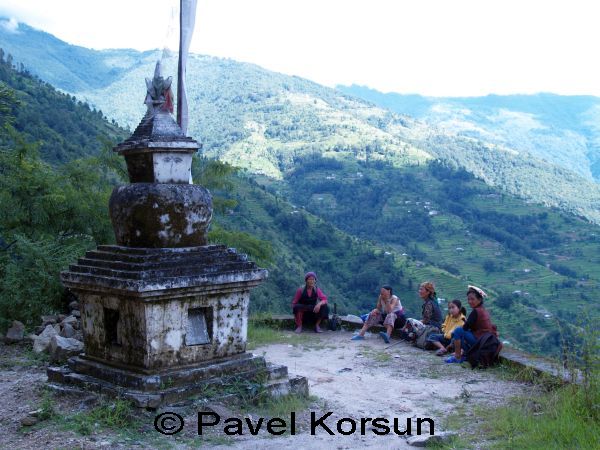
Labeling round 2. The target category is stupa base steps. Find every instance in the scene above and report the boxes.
[47,354,308,409]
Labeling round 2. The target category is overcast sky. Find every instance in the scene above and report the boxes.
[1,0,599,97]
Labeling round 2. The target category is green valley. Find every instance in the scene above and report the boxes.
[0,21,598,359]
[3,21,600,223]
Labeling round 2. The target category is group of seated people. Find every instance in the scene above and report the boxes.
[291,272,497,364]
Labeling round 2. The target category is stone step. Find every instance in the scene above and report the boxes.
[266,363,288,381]
[66,354,266,391]
[87,246,235,264]
[264,379,291,397]
[77,253,242,271]
[68,260,258,280]
[48,364,309,409]
[96,244,227,255]
[60,269,267,295]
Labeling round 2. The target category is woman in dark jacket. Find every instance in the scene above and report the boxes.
[419,281,443,329]
[398,281,443,341]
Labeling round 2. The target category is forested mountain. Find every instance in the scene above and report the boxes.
[2,19,600,223]
[1,20,598,357]
[76,55,600,223]
[0,58,422,345]
[0,49,126,163]
[338,84,600,183]
[0,20,148,92]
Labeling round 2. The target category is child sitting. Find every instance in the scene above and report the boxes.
[426,299,466,355]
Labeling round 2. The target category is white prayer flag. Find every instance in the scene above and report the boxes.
[177,0,198,135]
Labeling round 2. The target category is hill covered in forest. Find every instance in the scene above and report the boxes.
[0,48,126,163]
[2,19,600,223]
[1,21,599,357]
[0,57,416,343]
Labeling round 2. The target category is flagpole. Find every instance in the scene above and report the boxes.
[177,0,184,131]
[177,0,198,183]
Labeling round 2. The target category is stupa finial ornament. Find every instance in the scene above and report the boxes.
[106,61,211,248]
[144,61,174,113]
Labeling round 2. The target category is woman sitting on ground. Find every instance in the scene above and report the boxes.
[351,285,405,344]
[398,281,442,342]
[419,281,443,329]
[291,272,329,333]
[426,299,466,355]
[445,285,496,363]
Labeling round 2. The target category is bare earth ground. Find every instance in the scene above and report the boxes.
[0,330,534,449]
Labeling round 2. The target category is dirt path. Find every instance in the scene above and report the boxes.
[229,329,532,449]
[1,331,532,449]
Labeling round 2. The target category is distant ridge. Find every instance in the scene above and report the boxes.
[338,84,600,182]
[0,18,152,92]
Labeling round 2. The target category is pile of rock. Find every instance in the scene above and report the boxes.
[3,299,84,363]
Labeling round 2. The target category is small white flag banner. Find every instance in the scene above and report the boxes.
[177,0,198,135]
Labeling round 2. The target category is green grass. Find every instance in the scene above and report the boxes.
[59,398,138,436]
[434,383,600,450]
[247,320,320,350]
[437,324,600,450]
[37,390,57,421]
[28,393,149,443]
[247,322,287,349]
[255,393,317,418]
[478,384,600,449]
[488,361,565,391]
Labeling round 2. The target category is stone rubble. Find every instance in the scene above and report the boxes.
[4,320,25,344]
[406,431,457,447]
[5,297,86,363]
[41,315,58,327]
[48,335,84,363]
[32,324,59,353]
[59,322,76,339]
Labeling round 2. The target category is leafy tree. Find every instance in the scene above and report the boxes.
[496,293,515,309]
[483,259,498,274]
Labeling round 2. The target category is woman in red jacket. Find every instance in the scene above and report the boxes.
[446,285,496,363]
[291,272,329,333]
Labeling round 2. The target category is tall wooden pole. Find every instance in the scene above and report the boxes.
[177,0,198,135]
[177,0,185,132]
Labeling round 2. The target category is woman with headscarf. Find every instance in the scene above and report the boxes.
[419,281,443,329]
[446,285,496,363]
[351,285,405,343]
[398,281,443,342]
[291,272,329,333]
